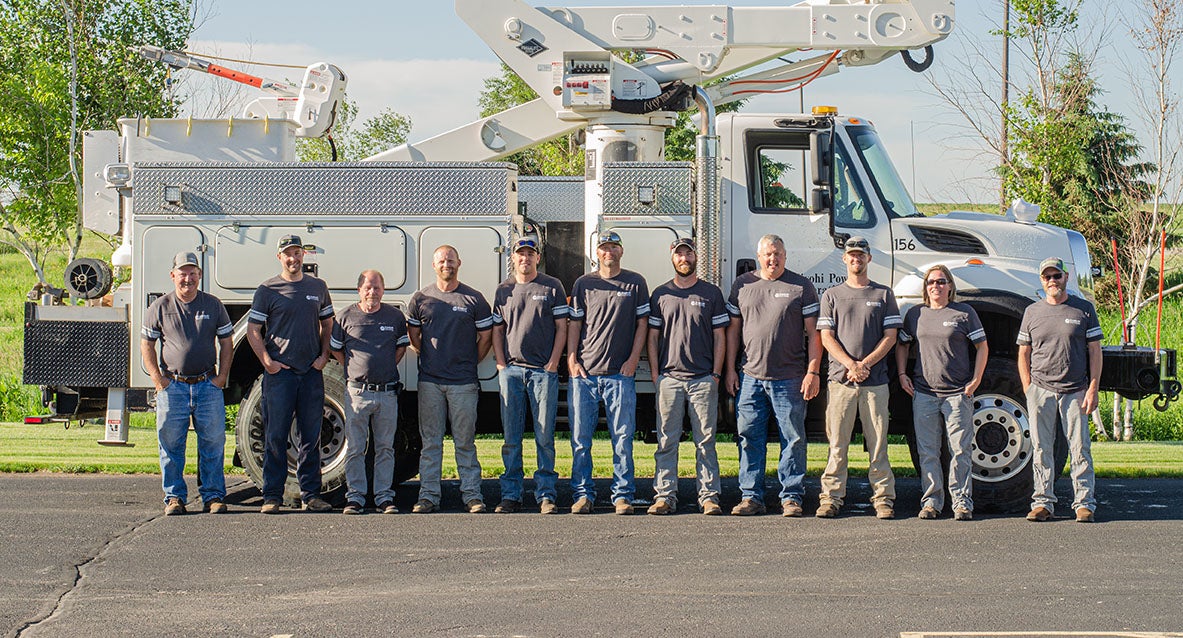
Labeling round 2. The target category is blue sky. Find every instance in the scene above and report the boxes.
[185,1,1167,204]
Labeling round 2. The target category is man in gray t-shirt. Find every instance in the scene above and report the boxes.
[491,238,568,514]
[141,251,233,516]
[567,230,649,515]
[645,237,728,516]
[725,234,822,517]
[247,234,335,514]
[1019,257,1103,523]
[331,269,409,515]
[408,245,493,514]
[816,236,901,519]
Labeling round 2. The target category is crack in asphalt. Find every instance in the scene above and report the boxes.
[10,477,253,638]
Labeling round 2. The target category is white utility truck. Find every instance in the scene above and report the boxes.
[25,0,1177,510]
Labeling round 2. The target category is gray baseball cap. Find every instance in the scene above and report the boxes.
[171,251,199,270]
[843,236,870,254]
[1039,257,1066,274]
[277,234,303,252]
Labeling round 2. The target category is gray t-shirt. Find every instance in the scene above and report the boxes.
[569,269,649,376]
[899,302,986,397]
[408,282,493,385]
[331,303,410,385]
[142,291,232,377]
[818,282,902,386]
[726,270,820,380]
[248,275,334,374]
[492,273,568,369]
[1017,295,1102,393]
[649,279,730,380]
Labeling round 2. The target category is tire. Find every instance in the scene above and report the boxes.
[234,365,350,506]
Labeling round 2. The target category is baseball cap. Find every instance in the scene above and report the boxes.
[171,251,199,270]
[843,236,870,254]
[596,230,623,248]
[670,237,696,252]
[1038,257,1066,274]
[276,234,303,252]
[512,237,540,253]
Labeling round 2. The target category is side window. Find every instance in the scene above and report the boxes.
[746,130,811,213]
[833,145,874,228]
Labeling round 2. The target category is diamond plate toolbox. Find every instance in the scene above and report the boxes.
[24,305,129,387]
[132,162,517,217]
[602,162,693,216]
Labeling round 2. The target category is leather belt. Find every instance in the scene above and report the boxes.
[348,380,401,393]
[165,370,212,384]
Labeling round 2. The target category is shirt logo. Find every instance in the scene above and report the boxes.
[531,295,549,301]
[380,325,395,332]
[452,306,469,312]
[865,301,882,307]
[1065,318,1082,325]
[690,300,707,307]
[616,291,632,297]
[942,320,961,327]
[306,295,320,302]
[195,311,211,321]
[774,293,792,298]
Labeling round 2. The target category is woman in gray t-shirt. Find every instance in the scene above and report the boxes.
[896,264,988,520]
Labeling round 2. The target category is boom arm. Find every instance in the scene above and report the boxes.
[368,0,953,162]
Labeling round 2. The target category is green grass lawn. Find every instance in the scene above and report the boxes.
[3,422,1181,479]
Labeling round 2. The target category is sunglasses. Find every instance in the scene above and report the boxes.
[925,278,949,286]
[1041,272,1063,281]
[514,238,538,249]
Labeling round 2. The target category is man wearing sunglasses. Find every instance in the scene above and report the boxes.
[491,237,568,515]
[567,231,650,514]
[1018,257,1103,523]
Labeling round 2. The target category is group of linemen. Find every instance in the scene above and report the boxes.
[142,231,1102,522]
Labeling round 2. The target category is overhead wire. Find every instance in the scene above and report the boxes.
[180,50,306,69]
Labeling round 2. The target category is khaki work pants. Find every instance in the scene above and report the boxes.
[819,382,895,508]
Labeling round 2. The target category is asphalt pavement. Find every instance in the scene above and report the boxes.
[2,473,1181,637]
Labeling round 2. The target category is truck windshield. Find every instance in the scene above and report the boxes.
[846,126,922,218]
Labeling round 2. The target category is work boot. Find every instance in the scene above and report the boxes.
[412,499,437,514]
[1075,507,1095,523]
[260,500,281,515]
[954,507,973,521]
[918,506,939,520]
[377,501,399,515]
[730,498,766,516]
[539,498,558,515]
[302,497,332,513]
[164,497,186,516]
[466,500,487,514]
[647,498,674,515]
[203,499,227,514]
[781,500,804,517]
[571,496,593,514]
[700,500,723,516]
[614,499,634,515]
[342,502,364,515]
[815,501,840,518]
[494,499,521,514]
[874,503,895,520]
[1026,506,1052,522]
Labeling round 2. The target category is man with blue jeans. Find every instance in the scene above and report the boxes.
[247,234,335,514]
[725,234,822,516]
[567,231,649,515]
[492,238,568,514]
[141,251,233,515]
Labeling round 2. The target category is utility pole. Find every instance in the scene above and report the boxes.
[1000,0,1010,214]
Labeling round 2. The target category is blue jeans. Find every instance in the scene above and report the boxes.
[156,379,226,503]
[498,365,559,503]
[262,367,324,502]
[569,374,636,503]
[735,374,807,503]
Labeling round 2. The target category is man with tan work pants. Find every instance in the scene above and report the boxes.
[815,236,901,520]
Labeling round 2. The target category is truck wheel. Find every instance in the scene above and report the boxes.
[969,357,1068,513]
[234,366,350,507]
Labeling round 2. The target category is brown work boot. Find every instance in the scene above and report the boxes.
[815,501,840,518]
[494,499,521,514]
[700,500,723,516]
[874,503,895,520]
[730,498,766,516]
[164,497,186,516]
[1027,506,1052,522]
[954,507,973,521]
[918,506,939,520]
[377,501,399,514]
[614,499,634,515]
[259,500,281,515]
[647,498,674,515]
[539,498,558,515]
[466,500,487,513]
[203,499,227,514]
[781,500,803,517]
[571,496,593,514]
[411,499,437,514]
[302,496,332,513]
[342,502,364,515]
[1075,507,1095,523]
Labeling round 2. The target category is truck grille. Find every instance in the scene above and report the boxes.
[910,226,988,255]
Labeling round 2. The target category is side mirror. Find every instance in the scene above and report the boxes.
[810,186,831,216]
[810,131,832,187]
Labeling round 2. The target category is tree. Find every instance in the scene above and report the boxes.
[296,97,412,162]
[477,63,583,176]
[0,0,195,284]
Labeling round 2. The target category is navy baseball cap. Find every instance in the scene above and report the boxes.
[276,234,303,252]
[670,237,696,252]
[596,230,623,248]
[512,237,540,253]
